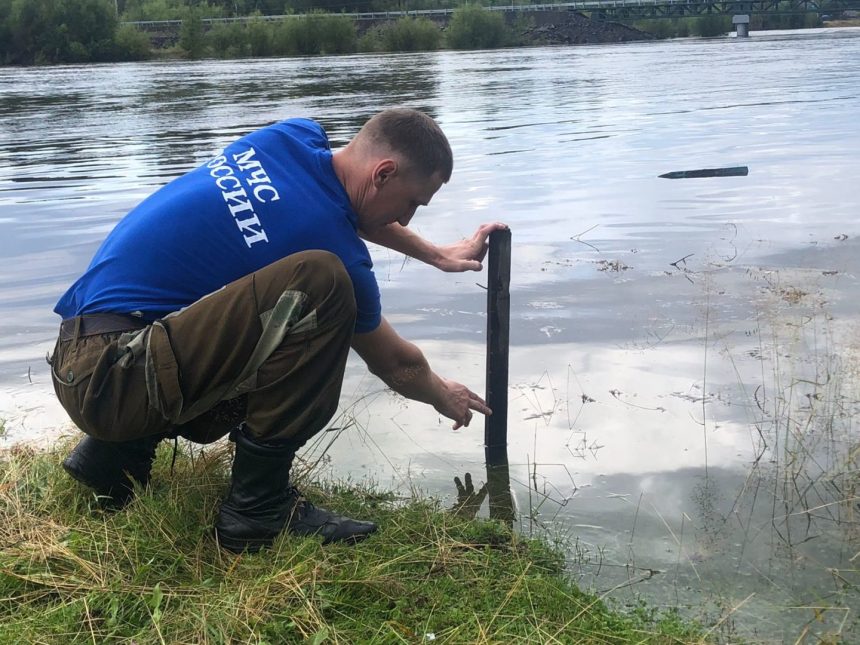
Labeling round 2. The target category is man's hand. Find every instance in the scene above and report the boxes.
[433,222,509,272]
[449,472,488,519]
[352,319,492,430]
[434,378,492,430]
[359,221,509,273]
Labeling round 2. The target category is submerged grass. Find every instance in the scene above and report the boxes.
[684,264,860,640]
[0,442,703,644]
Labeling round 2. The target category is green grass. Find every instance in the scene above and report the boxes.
[0,442,703,644]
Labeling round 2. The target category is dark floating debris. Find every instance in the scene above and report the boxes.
[596,259,630,272]
[659,166,749,179]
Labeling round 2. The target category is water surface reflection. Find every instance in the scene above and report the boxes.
[2,28,860,641]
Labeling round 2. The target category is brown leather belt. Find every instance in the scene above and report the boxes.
[60,313,149,342]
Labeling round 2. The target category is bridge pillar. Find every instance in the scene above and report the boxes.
[732,14,750,37]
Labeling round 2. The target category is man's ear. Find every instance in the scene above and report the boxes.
[372,159,398,188]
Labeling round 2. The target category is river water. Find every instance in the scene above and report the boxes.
[2,28,859,641]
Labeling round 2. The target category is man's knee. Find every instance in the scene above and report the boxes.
[284,251,356,319]
[296,249,352,291]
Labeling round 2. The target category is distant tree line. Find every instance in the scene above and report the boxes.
[118,0,533,19]
[0,1,524,64]
[180,5,519,58]
[0,0,150,64]
[0,0,827,65]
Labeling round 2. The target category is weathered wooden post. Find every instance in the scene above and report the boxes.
[486,462,515,528]
[485,228,511,465]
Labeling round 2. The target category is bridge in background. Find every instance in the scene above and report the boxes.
[126,0,860,29]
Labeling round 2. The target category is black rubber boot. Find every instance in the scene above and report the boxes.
[62,433,165,508]
[214,428,377,553]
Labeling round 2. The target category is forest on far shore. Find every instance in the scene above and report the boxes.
[0,0,824,66]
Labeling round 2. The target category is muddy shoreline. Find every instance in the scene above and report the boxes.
[515,11,653,45]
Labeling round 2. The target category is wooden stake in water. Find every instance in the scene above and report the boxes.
[485,228,511,465]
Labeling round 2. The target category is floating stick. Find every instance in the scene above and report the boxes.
[659,166,749,179]
[485,228,511,465]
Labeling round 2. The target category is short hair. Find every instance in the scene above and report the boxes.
[356,108,453,182]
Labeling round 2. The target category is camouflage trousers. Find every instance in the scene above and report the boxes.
[51,251,356,445]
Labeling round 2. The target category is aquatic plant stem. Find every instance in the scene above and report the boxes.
[702,281,711,480]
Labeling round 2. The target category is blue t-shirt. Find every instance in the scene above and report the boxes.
[55,120,381,334]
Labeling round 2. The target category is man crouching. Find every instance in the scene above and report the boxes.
[52,108,502,552]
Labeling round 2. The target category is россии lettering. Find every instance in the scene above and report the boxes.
[207,147,281,248]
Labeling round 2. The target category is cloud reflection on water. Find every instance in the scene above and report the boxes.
[2,28,860,640]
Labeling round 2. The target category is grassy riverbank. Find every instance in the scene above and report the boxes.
[0,442,703,643]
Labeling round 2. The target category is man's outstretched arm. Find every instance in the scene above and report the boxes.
[351,317,491,429]
[359,222,508,272]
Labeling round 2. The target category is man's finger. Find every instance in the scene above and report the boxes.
[468,399,492,416]
[464,473,473,490]
[454,476,465,495]
[476,222,509,240]
[468,390,488,406]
